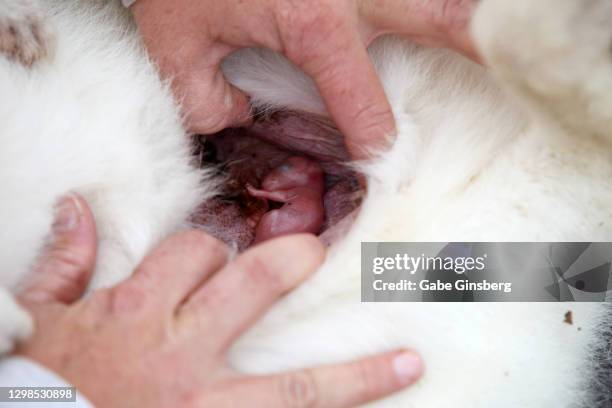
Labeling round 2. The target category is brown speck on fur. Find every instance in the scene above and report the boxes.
[564,310,573,325]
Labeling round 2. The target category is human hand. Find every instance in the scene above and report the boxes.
[131,0,478,160]
[359,0,479,62]
[16,194,424,407]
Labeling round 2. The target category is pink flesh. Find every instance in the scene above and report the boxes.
[247,157,325,243]
[191,112,363,250]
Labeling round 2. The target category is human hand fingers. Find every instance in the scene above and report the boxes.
[131,0,251,134]
[122,229,229,314]
[19,194,97,305]
[210,350,423,407]
[178,234,325,351]
[275,2,396,160]
[360,0,480,61]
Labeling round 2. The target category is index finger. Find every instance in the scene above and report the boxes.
[294,25,396,160]
[225,350,423,407]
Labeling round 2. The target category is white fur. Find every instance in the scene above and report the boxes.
[0,0,209,347]
[0,0,54,66]
[0,0,610,406]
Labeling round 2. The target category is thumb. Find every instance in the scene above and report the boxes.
[176,58,252,134]
[19,194,97,305]
[130,0,252,134]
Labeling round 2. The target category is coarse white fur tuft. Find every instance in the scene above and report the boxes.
[0,0,610,406]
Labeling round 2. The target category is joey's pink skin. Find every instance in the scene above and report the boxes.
[247,157,325,243]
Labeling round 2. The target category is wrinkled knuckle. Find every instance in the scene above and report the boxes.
[350,104,394,137]
[39,262,87,299]
[279,371,318,408]
[245,254,285,292]
[313,61,346,87]
[45,248,91,285]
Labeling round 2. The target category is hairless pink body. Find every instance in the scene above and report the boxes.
[247,156,325,243]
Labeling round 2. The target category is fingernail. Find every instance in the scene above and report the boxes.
[392,351,423,385]
[52,195,83,233]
